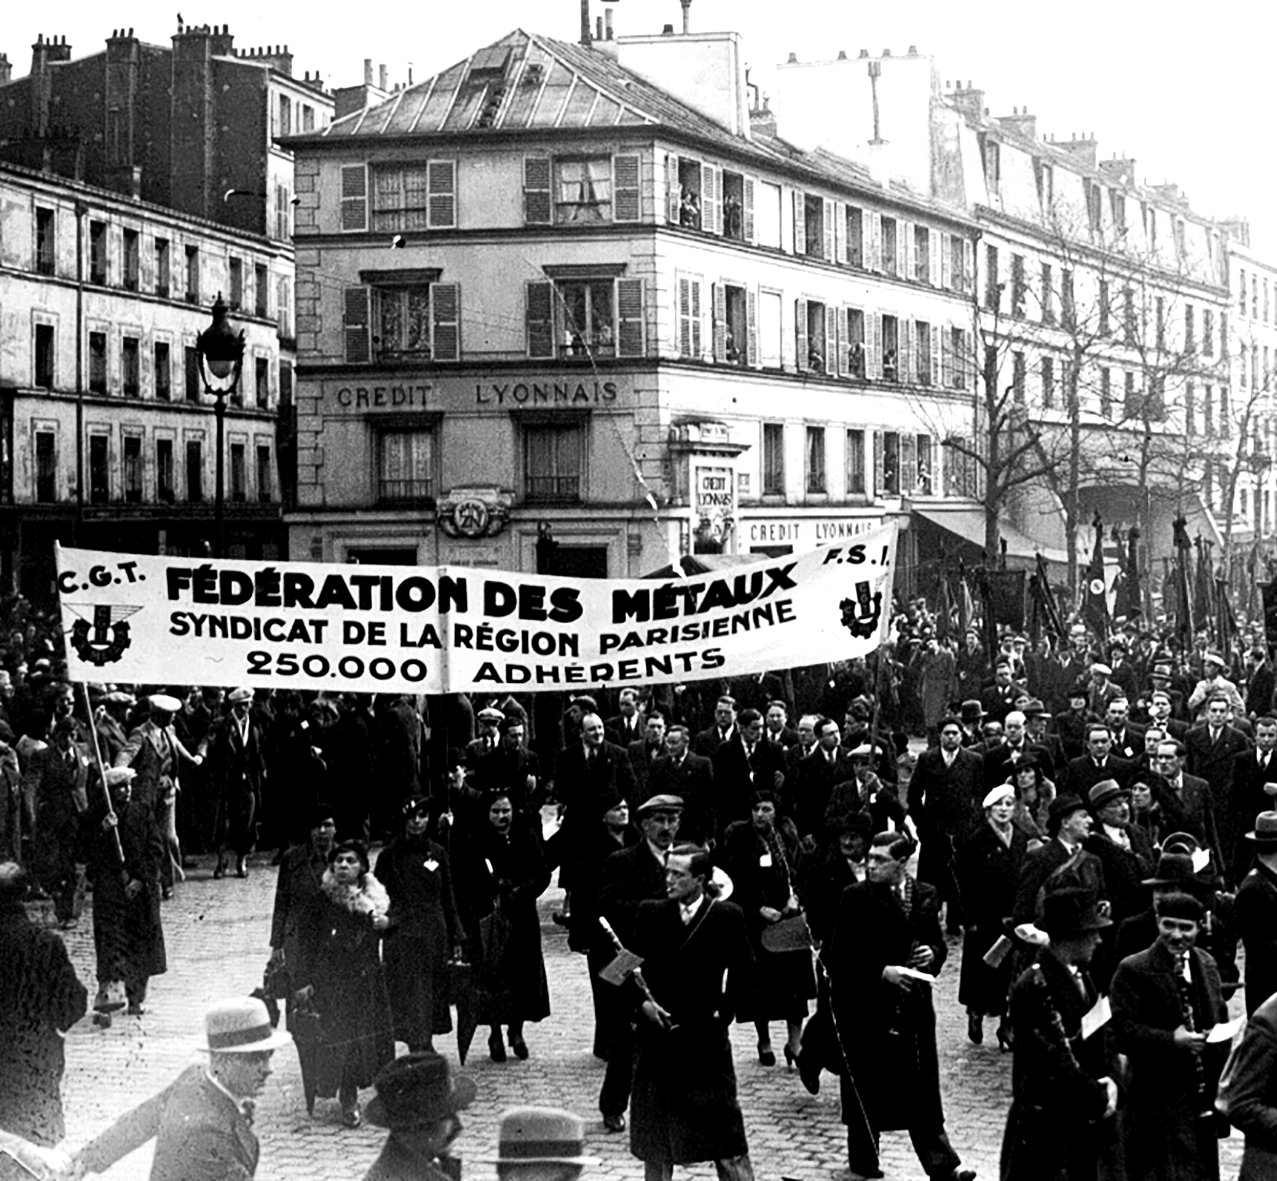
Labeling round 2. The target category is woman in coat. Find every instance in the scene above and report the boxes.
[1007,759,1054,851]
[83,767,166,1023]
[295,838,395,1128]
[956,784,1029,1049]
[457,791,551,1062]
[721,788,815,1067]
[269,802,337,983]
[374,795,461,1053]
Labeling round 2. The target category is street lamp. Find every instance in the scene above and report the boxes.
[196,294,244,559]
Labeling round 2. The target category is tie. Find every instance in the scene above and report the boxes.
[680,903,694,925]
[239,1098,255,1126]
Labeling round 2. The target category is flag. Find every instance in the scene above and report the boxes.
[1193,538,1214,637]
[1125,527,1142,621]
[985,569,1026,630]
[956,559,973,638]
[1035,553,1065,640]
[1081,516,1109,642]
[935,560,953,643]
[1261,582,1277,651]
[1214,577,1237,655]
[1171,515,1194,647]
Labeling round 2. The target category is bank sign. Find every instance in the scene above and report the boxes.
[56,528,896,693]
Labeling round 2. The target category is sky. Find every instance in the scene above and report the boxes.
[9,0,1277,252]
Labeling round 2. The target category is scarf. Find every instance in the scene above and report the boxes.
[319,869,390,921]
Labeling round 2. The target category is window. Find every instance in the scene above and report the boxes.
[916,321,932,386]
[1148,375,1166,421]
[1110,191,1126,232]
[674,158,702,230]
[716,284,749,366]
[1155,297,1166,350]
[372,161,458,230]
[946,327,968,390]
[1012,351,1026,404]
[186,440,203,501]
[1041,263,1054,325]
[34,324,54,390]
[917,435,934,495]
[277,277,292,339]
[229,258,243,309]
[90,221,107,284]
[184,346,200,401]
[1100,368,1112,419]
[985,246,999,311]
[1124,371,1139,417]
[256,445,272,503]
[35,208,55,275]
[1185,382,1195,436]
[35,432,56,502]
[1203,309,1214,357]
[89,436,109,504]
[1185,304,1195,354]
[526,277,642,361]
[914,226,930,283]
[155,238,170,297]
[302,105,314,132]
[340,164,368,231]
[1084,180,1103,233]
[185,245,200,303]
[230,443,246,502]
[156,439,174,502]
[1041,356,1054,409]
[124,436,142,503]
[277,94,292,138]
[122,336,140,397]
[254,264,268,317]
[1035,159,1054,209]
[980,135,1000,192]
[275,183,291,240]
[1010,254,1026,318]
[881,432,900,495]
[950,234,967,293]
[846,429,866,494]
[89,332,107,394]
[945,437,977,498]
[797,299,828,374]
[762,423,785,495]
[1241,270,1248,317]
[881,218,898,278]
[1221,387,1232,437]
[353,281,464,363]
[801,194,825,259]
[756,182,782,250]
[1061,270,1074,329]
[123,229,139,291]
[1123,288,1137,346]
[524,422,582,502]
[1176,219,1187,259]
[805,426,826,494]
[523,155,621,224]
[758,291,782,368]
[882,316,899,382]
[255,357,269,409]
[1099,281,1111,336]
[1204,385,1214,436]
[846,308,866,378]
[846,206,864,267]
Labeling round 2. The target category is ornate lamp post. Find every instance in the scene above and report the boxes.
[196,294,244,558]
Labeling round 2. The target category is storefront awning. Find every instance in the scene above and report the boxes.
[912,506,1070,566]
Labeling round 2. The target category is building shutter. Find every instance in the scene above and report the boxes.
[340,165,368,231]
[833,202,846,266]
[427,160,457,228]
[793,190,807,256]
[746,289,758,366]
[836,306,849,376]
[823,199,835,261]
[873,430,884,495]
[869,312,882,379]
[963,239,974,293]
[616,278,644,357]
[526,281,555,358]
[678,277,704,358]
[343,287,370,361]
[690,279,702,357]
[712,283,727,361]
[703,165,722,235]
[795,298,809,373]
[523,157,552,224]
[941,232,953,290]
[430,283,460,361]
[929,233,941,287]
[931,324,941,387]
[613,154,641,222]
[941,326,953,388]
[901,320,914,384]
[904,223,916,283]
[901,434,917,494]
[825,304,837,373]
[743,177,755,243]
[666,154,681,224]
[869,211,881,272]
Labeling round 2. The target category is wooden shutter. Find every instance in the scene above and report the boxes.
[343,287,370,361]
[613,154,641,222]
[678,277,703,357]
[823,199,835,261]
[712,283,727,361]
[929,232,941,287]
[523,157,552,224]
[746,289,758,366]
[427,160,456,228]
[941,326,953,389]
[901,320,914,384]
[666,154,681,224]
[931,324,941,387]
[690,279,702,357]
[617,278,644,357]
[340,165,367,231]
[430,283,459,361]
[963,240,974,294]
[795,299,809,373]
[905,223,916,283]
[901,434,917,493]
[743,177,755,243]
[869,212,881,272]
[793,191,807,256]
[526,281,555,358]
[836,306,849,376]
[703,165,722,235]
[825,304,837,373]
[873,430,884,495]
[834,202,846,266]
[869,312,882,379]
[941,233,953,290]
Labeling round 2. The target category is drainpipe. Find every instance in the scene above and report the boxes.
[74,199,87,542]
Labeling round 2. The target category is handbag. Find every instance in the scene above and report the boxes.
[288,987,324,1046]
[263,955,292,1001]
[761,912,813,953]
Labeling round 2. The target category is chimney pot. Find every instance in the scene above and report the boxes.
[596,15,603,38]
[379,63,387,90]
[882,47,891,56]
[787,52,797,63]
[858,48,869,58]
[838,50,848,60]
[907,44,918,55]
[662,23,674,34]
[364,58,373,86]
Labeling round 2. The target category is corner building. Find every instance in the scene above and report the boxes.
[286,28,984,579]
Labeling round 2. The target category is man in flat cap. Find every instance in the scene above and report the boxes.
[95,691,136,767]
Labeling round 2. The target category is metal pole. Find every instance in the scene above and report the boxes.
[215,391,225,559]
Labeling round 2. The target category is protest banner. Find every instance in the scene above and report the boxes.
[55,525,897,694]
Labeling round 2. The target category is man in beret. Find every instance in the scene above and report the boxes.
[361,1051,475,1181]
[1187,653,1245,720]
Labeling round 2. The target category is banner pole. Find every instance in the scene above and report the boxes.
[80,683,126,872]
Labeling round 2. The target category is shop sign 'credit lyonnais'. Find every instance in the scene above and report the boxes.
[55,528,897,694]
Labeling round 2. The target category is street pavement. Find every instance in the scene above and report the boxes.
[37,840,1247,1181]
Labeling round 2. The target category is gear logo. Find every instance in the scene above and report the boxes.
[839,581,883,640]
[66,604,142,667]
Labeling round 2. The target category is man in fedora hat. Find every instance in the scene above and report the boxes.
[1236,810,1277,1014]
[1083,780,1154,929]
[956,699,985,748]
[74,995,290,1179]
[204,688,266,880]
[1013,794,1108,927]
[1000,888,1119,1181]
[360,1051,476,1181]
[485,1106,599,1181]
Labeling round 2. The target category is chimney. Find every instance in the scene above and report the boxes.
[29,35,71,137]
[171,23,219,220]
[949,81,984,122]
[1098,155,1137,187]
[996,105,1036,140]
[379,63,387,91]
[364,58,373,86]
[105,28,142,189]
[1057,133,1098,168]
[0,54,11,85]
[616,29,751,137]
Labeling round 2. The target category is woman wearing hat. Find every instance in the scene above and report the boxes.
[294,839,395,1127]
[374,796,462,1053]
[82,767,167,1023]
[456,791,551,1062]
[956,784,1028,1050]
[1005,759,1055,851]
[720,787,814,1067]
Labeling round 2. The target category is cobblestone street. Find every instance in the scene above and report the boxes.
[41,841,1246,1181]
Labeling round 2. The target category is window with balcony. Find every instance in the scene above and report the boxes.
[846,429,866,494]
[156,439,174,503]
[526,276,643,360]
[90,221,108,285]
[89,435,109,503]
[523,422,582,502]
[524,154,639,226]
[36,208,55,275]
[186,440,203,501]
[124,436,142,503]
[675,159,702,230]
[797,299,829,374]
[762,423,784,496]
[373,161,457,231]
[34,324,54,390]
[122,336,140,397]
[256,445,272,503]
[230,443,246,502]
[716,283,749,366]
[155,238,170,298]
[123,229,139,291]
[375,428,435,504]
[89,332,108,394]
[35,432,56,503]
[347,279,462,363]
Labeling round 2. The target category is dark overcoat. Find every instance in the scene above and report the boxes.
[1220,991,1277,1181]
[269,841,329,980]
[909,746,984,888]
[1235,859,1277,1015]
[596,839,668,947]
[628,896,753,1165]
[955,821,1028,1015]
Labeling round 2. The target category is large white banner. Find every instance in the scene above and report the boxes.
[55,527,896,694]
